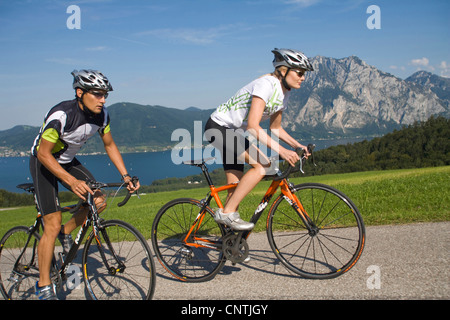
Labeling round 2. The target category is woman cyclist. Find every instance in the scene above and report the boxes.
[204,48,313,231]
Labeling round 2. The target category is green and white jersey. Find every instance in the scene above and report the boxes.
[210,75,290,129]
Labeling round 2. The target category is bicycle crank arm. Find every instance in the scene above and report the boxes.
[222,232,249,264]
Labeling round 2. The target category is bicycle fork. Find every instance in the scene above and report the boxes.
[71,202,126,278]
[280,182,319,236]
[89,218,126,276]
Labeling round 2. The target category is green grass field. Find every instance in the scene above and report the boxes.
[1,166,449,240]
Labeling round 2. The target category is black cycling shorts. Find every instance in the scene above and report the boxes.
[29,156,95,216]
[204,117,250,172]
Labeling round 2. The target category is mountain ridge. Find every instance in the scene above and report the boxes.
[283,55,449,140]
[0,55,448,155]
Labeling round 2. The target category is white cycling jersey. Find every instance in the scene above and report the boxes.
[210,75,290,130]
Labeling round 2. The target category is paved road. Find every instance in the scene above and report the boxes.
[53,221,449,300]
[152,221,449,300]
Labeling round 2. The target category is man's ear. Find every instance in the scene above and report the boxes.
[76,88,84,99]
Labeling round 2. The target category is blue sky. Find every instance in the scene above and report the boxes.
[0,0,448,130]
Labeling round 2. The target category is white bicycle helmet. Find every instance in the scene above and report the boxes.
[272,48,314,71]
[71,69,113,92]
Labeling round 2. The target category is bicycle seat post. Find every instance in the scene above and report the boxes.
[182,157,216,187]
[200,162,214,187]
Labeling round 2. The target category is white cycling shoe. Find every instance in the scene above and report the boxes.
[214,209,254,231]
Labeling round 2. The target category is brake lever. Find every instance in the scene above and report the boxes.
[308,144,317,167]
[299,161,304,174]
[132,176,140,199]
[298,144,317,174]
[294,148,305,174]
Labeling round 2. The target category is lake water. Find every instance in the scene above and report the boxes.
[0,149,222,193]
[0,138,367,193]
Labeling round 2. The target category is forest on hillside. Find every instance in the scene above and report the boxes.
[301,115,449,176]
[141,115,449,192]
[1,116,448,207]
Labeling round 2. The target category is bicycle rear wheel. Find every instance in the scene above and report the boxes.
[0,226,41,300]
[82,219,156,300]
[267,183,365,279]
[151,198,227,282]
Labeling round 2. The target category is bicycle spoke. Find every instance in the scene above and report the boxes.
[0,227,42,300]
[152,199,226,282]
[267,183,365,279]
[83,220,155,300]
[271,207,308,230]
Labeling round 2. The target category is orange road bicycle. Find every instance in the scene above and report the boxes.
[151,145,365,282]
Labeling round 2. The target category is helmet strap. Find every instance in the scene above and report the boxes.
[275,67,291,91]
[281,68,292,91]
[76,90,96,118]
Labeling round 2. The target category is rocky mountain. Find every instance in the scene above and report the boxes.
[0,55,449,154]
[405,70,450,107]
[283,56,450,139]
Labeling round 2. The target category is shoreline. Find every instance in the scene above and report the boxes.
[0,134,378,158]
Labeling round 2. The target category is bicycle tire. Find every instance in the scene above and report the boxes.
[151,198,227,282]
[0,226,42,300]
[82,219,156,300]
[267,183,365,279]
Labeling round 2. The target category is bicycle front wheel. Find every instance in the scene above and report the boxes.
[0,226,41,300]
[82,219,155,300]
[267,183,365,279]
[152,198,227,282]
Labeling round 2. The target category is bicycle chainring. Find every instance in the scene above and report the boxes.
[222,233,249,264]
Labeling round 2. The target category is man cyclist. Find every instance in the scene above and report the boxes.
[29,69,139,300]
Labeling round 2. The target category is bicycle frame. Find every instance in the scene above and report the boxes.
[61,191,127,279]
[16,188,125,285]
[182,162,314,250]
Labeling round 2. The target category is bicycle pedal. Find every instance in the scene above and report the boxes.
[231,256,251,266]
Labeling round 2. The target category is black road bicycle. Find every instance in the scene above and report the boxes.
[0,179,155,300]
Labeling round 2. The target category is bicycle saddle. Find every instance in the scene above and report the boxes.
[182,157,216,167]
[16,183,34,193]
